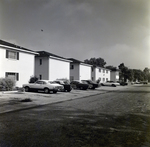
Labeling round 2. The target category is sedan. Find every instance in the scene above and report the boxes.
[81,80,99,89]
[23,80,63,94]
[53,80,72,92]
[101,81,120,87]
[70,80,89,90]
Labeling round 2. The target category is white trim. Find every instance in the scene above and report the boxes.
[0,45,38,55]
[49,56,72,62]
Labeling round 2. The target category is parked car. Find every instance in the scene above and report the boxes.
[70,80,89,90]
[53,80,72,92]
[23,80,63,94]
[117,81,128,86]
[140,81,148,84]
[101,81,120,87]
[48,81,65,91]
[81,80,99,89]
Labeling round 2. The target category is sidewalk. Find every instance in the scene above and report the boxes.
[0,85,131,114]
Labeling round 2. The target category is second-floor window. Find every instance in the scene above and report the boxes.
[70,65,74,69]
[40,59,42,65]
[103,69,105,73]
[6,50,19,60]
[106,70,108,73]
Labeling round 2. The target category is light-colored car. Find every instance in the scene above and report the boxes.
[101,81,120,87]
[49,81,64,91]
[23,80,63,93]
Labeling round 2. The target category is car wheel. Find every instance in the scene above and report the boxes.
[24,86,30,92]
[67,89,71,92]
[44,88,49,94]
[80,86,83,90]
[72,85,77,89]
[101,83,104,86]
[112,84,116,87]
[53,90,57,93]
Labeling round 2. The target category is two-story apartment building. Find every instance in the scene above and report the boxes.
[35,51,72,81]
[110,70,120,82]
[91,66,111,83]
[68,58,92,81]
[0,40,38,87]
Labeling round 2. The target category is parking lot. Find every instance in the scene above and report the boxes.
[0,84,145,114]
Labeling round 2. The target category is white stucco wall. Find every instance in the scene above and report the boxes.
[49,58,70,81]
[35,56,49,80]
[94,67,110,83]
[0,47,36,87]
[79,64,91,80]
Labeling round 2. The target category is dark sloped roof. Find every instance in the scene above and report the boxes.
[67,58,92,66]
[67,58,82,63]
[0,39,36,53]
[37,51,71,61]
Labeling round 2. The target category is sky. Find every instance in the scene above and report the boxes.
[0,0,150,70]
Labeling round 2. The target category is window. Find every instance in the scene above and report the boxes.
[106,70,108,73]
[70,65,74,69]
[5,72,19,81]
[106,78,108,81]
[99,69,101,72]
[6,50,19,60]
[40,59,42,65]
[103,69,105,73]
[103,78,105,82]
[39,74,42,80]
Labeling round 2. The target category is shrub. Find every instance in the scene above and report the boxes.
[0,78,16,91]
[29,76,38,83]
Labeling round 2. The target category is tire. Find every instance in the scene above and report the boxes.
[24,86,30,92]
[101,83,104,86]
[53,90,57,94]
[44,88,49,94]
[112,84,116,87]
[67,89,71,92]
[80,86,83,90]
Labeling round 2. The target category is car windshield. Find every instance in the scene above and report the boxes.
[81,81,88,84]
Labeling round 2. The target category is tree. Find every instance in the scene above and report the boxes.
[105,65,117,71]
[133,69,144,81]
[84,57,106,67]
[143,67,150,81]
[118,63,129,82]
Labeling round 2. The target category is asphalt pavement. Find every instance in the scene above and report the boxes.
[0,84,140,114]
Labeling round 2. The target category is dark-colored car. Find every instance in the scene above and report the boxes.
[70,80,89,90]
[117,81,128,86]
[81,80,99,89]
[53,80,72,92]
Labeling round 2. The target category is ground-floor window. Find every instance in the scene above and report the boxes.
[39,74,42,80]
[5,72,19,81]
[103,78,105,82]
[106,78,108,81]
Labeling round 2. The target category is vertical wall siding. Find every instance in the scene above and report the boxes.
[35,56,49,80]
